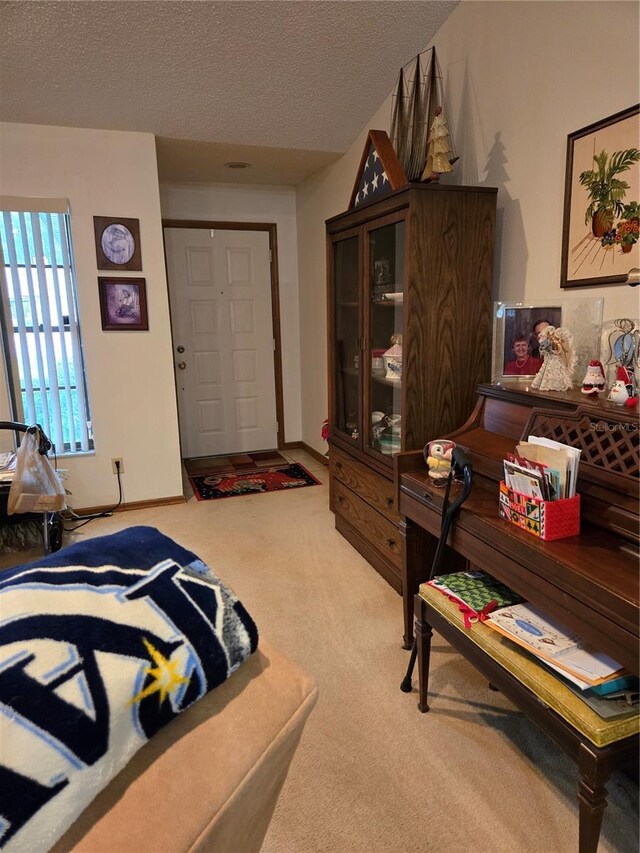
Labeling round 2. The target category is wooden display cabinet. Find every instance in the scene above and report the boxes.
[326,183,497,593]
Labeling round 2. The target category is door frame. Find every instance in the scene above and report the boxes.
[162,219,285,451]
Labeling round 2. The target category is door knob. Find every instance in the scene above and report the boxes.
[178,361,187,370]
[177,345,185,353]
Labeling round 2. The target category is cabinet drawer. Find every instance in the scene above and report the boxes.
[332,479,402,570]
[330,447,400,523]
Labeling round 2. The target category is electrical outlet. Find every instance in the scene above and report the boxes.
[111,457,124,475]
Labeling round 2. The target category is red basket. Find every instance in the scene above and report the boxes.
[498,481,580,541]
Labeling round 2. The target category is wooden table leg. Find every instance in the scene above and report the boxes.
[415,597,433,713]
[577,742,610,853]
[401,519,425,649]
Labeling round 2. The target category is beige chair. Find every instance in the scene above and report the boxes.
[52,641,317,853]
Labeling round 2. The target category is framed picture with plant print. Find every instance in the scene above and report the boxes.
[561,105,639,289]
[94,216,142,271]
[98,278,148,331]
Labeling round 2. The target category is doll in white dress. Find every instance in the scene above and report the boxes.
[531,326,576,392]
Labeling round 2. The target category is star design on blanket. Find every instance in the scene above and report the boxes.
[131,637,190,705]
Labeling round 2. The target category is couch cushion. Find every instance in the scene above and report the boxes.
[53,641,318,853]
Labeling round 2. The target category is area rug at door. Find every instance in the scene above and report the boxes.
[189,463,321,501]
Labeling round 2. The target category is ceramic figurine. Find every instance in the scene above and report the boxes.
[424,439,456,481]
[383,334,403,382]
[608,365,639,407]
[580,359,607,397]
[531,326,576,392]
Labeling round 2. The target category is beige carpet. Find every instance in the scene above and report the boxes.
[2,449,637,852]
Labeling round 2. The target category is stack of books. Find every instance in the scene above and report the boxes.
[428,571,638,720]
[486,602,638,719]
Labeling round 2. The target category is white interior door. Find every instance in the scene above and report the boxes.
[164,227,278,458]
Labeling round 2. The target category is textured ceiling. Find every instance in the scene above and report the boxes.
[0,0,457,185]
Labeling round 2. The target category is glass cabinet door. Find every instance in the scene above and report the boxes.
[366,217,405,457]
[332,233,361,444]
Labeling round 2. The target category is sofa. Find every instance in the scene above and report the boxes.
[0,526,318,852]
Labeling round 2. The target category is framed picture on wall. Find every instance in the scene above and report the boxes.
[94,216,142,271]
[98,278,148,331]
[560,105,639,289]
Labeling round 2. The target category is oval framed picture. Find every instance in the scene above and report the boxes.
[94,216,142,271]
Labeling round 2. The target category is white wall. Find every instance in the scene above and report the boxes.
[0,123,183,508]
[159,183,302,441]
[296,0,640,456]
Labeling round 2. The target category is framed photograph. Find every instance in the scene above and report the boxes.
[492,299,603,385]
[561,105,639,289]
[94,216,142,271]
[98,278,148,331]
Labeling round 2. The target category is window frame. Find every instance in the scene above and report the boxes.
[0,202,93,455]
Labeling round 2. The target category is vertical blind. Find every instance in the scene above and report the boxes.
[0,199,92,453]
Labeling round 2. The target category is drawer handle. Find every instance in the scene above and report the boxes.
[385,497,394,507]
[421,491,436,506]
[336,494,345,504]
[386,538,397,550]
[335,461,343,470]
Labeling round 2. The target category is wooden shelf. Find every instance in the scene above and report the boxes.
[372,374,401,387]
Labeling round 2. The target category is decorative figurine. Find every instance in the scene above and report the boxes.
[531,326,576,392]
[383,334,403,381]
[424,439,456,481]
[608,365,639,407]
[580,359,607,397]
[604,318,639,370]
[390,47,458,182]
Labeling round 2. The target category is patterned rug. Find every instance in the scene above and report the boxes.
[189,463,321,501]
[184,450,288,478]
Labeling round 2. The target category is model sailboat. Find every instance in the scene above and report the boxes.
[390,47,458,182]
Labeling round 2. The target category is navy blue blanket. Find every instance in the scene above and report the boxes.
[0,526,258,851]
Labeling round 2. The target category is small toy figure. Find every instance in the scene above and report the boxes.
[531,326,576,392]
[424,439,456,481]
[580,359,607,397]
[608,365,639,407]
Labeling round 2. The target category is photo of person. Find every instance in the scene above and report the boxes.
[504,333,542,376]
[502,306,562,376]
[101,223,135,265]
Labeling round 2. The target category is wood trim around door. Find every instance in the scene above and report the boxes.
[162,219,285,450]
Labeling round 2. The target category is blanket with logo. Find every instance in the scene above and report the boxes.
[0,526,258,852]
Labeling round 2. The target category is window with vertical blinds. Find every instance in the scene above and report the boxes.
[0,198,93,453]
